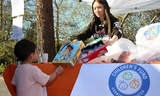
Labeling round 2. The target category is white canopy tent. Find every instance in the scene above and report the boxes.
[82,0,160,15]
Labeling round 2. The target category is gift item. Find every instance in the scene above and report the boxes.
[80,38,107,63]
[81,38,103,53]
[135,23,160,63]
[81,45,108,63]
[52,41,85,67]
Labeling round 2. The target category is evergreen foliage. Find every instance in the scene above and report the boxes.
[0,0,160,72]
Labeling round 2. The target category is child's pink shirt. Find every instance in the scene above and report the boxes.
[11,64,50,96]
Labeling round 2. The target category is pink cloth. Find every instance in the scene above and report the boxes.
[11,64,50,96]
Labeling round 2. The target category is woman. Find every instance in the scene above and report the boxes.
[74,0,122,46]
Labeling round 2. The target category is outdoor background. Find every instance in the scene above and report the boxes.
[0,0,160,74]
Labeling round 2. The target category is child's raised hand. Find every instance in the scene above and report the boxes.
[55,66,63,75]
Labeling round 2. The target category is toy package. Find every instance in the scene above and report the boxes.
[81,45,108,63]
[81,38,103,53]
[52,41,85,67]
[80,38,108,63]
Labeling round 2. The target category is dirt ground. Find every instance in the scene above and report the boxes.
[0,75,11,96]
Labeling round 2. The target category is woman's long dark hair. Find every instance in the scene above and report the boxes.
[92,0,114,37]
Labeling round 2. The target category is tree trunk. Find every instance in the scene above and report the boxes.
[56,8,60,51]
[54,0,63,52]
[36,0,55,62]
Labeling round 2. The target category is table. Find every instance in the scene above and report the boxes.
[2,63,82,96]
[3,62,160,96]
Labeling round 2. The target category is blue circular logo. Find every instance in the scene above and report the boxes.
[109,64,150,96]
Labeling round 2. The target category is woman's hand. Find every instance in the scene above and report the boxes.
[102,39,114,46]
[102,35,118,46]
[72,39,78,43]
[64,40,71,44]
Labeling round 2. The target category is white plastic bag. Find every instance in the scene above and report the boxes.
[101,38,137,63]
[135,23,160,63]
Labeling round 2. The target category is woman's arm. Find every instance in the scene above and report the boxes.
[102,35,118,46]
[75,23,93,41]
[102,21,122,46]
[111,22,122,39]
[74,19,96,41]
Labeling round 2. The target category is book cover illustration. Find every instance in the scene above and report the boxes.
[52,41,85,67]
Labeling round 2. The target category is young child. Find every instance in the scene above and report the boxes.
[11,39,63,96]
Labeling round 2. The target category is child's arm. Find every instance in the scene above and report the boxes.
[48,66,63,83]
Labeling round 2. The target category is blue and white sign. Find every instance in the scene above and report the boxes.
[71,64,160,96]
[109,64,150,96]
[12,16,23,40]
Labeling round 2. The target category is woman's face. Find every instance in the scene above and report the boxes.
[93,1,105,19]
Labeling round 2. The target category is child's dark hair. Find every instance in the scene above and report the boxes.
[14,39,36,61]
